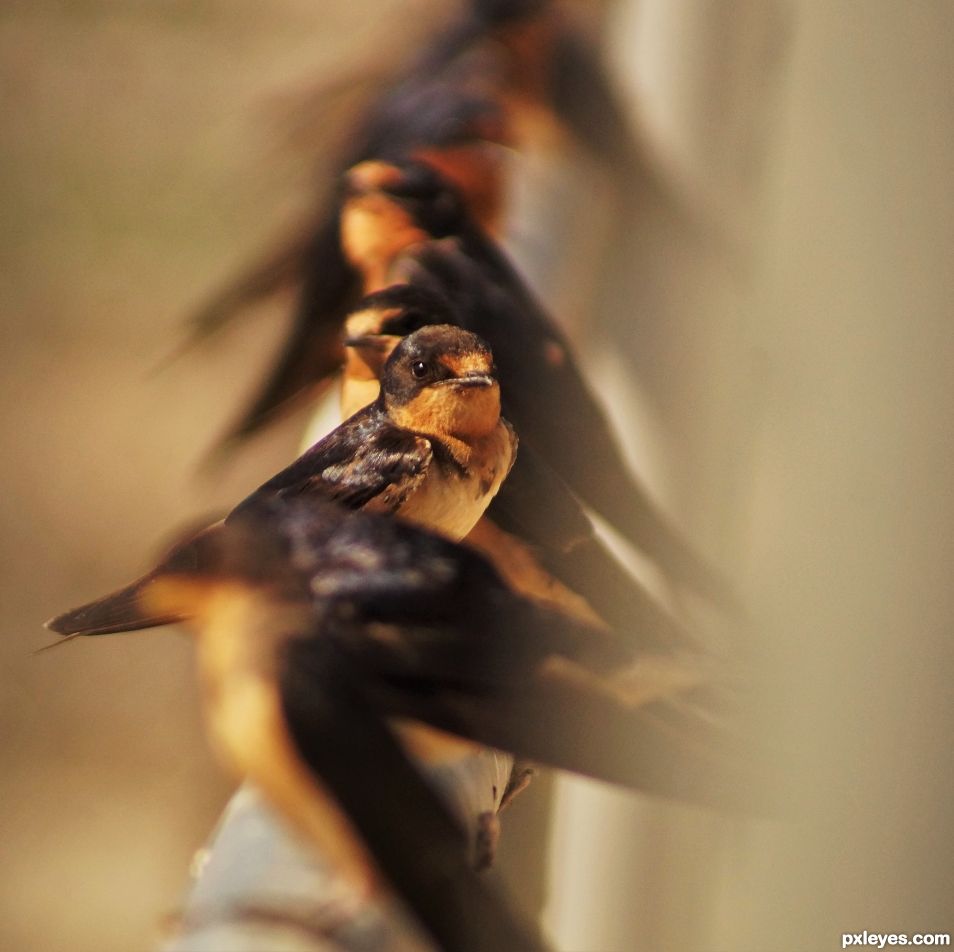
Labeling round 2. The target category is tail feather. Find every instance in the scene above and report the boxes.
[45,571,186,637]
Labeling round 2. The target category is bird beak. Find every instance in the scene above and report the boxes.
[449,373,495,389]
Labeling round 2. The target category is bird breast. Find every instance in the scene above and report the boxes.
[391,420,516,541]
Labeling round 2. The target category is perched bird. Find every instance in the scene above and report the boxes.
[335,159,731,607]
[342,283,694,647]
[184,0,664,447]
[51,497,760,950]
[47,324,516,638]
[183,0,649,326]
[143,496,760,818]
[184,90,511,442]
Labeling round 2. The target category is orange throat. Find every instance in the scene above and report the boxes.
[341,194,427,291]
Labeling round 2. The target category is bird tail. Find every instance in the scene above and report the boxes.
[45,571,186,637]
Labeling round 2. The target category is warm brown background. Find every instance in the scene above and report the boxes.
[3,2,953,951]
[0,3,396,950]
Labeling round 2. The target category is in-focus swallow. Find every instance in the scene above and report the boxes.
[339,283,695,647]
[47,324,516,639]
[334,159,732,607]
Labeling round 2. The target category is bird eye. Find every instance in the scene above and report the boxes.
[411,360,429,379]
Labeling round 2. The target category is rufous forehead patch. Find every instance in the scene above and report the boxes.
[440,350,493,378]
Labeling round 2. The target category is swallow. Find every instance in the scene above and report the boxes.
[80,497,552,952]
[340,283,695,647]
[186,89,509,448]
[183,0,667,446]
[330,159,732,607]
[54,498,760,921]
[47,324,517,638]
[133,496,762,814]
[178,87,510,435]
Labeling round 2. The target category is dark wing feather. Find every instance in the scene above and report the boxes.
[44,572,183,637]
[364,660,765,814]
[229,407,433,517]
[44,525,215,637]
[489,443,694,649]
[278,639,547,952]
[282,580,761,814]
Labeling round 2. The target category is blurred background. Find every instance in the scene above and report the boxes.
[2,1,952,950]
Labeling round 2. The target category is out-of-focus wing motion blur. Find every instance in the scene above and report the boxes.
[47,495,758,950]
[150,497,762,812]
[141,501,548,952]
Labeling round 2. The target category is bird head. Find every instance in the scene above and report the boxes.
[379,325,500,441]
[340,159,468,273]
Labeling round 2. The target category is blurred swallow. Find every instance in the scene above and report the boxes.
[334,159,733,607]
[94,498,553,951]
[45,499,758,948]
[184,0,667,447]
[110,494,760,809]
[178,86,509,406]
[142,497,762,812]
[47,325,516,639]
[185,0,645,334]
[194,92,509,452]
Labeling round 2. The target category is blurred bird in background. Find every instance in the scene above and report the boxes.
[178,0,657,366]
[52,495,758,951]
[175,0,671,445]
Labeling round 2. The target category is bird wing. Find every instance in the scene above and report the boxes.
[318,620,762,815]
[207,213,360,452]
[275,636,548,952]
[230,410,434,517]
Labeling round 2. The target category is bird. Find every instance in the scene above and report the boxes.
[179,89,512,443]
[181,0,651,334]
[180,0,667,449]
[47,324,516,639]
[51,496,761,950]
[333,159,731,608]
[340,282,695,647]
